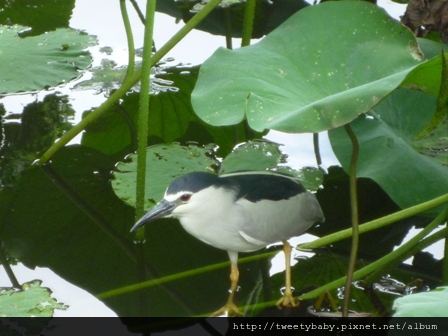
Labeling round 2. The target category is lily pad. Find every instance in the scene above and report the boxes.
[0,280,67,317]
[392,286,448,317]
[113,142,323,210]
[0,25,95,93]
[219,140,287,174]
[112,144,218,209]
[219,140,323,190]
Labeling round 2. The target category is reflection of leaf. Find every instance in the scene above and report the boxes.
[0,0,75,36]
[0,25,96,93]
[311,166,419,260]
[74,59,131,95]
[329,89,448,217]
[0,145,262,316]
[156,0,308,38]
[0,94,75,185]
[192,2,426,133]
[81,66,263,158]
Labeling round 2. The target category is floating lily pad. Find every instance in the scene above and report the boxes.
[392,286,448,317]
[0,25,95,93]
[0,280,67,317]
[112,144,218,209]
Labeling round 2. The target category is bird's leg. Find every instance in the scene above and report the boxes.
[276,240,298,308]
[210,258,242,316]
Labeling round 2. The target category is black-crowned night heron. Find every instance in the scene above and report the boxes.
[131,171,324,316]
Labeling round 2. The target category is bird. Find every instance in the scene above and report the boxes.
[130,171,324,316]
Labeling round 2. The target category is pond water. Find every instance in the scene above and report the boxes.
[1,0,445,320]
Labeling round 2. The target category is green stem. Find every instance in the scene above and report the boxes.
[365,225,448,286]
[224,7,233,49]
[130,0,146,24]
[120,0,135,80]
[300,192,448,250]
[134,0,157,244]
[298,206,447,302]
[313,132,322,166]
[38,0,223,165]
[97,248,278,299]
[96,208,448,312]
[342,123,360,317]
[241,0,256,47]
[0,241,20,289]
[444,221,448,284]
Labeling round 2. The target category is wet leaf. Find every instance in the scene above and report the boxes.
[192,2,426,133]
[0,280,67,317]
[415,50,448,140]
[392,286,448,317]
[113,144,218,209]
[219,140,323,191]
[329,89,448,217]
[0,25,95,93]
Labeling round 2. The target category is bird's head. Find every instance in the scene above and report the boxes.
[130,172,225,232]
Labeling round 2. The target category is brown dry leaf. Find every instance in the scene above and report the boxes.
[401,0,448,44]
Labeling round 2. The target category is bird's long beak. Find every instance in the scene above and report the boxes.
[130,199,176,232]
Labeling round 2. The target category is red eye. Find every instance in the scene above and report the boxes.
[180,194,191,202]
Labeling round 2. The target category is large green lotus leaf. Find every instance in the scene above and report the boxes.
[329,89,448,217]
[0,25,95,93]
[191,2,428,133]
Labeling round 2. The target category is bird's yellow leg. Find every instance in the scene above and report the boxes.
[210,262,242,317]
[276,240,298,308]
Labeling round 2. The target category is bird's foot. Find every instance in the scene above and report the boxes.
[210,302,242,317]
[276,290,299,308]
